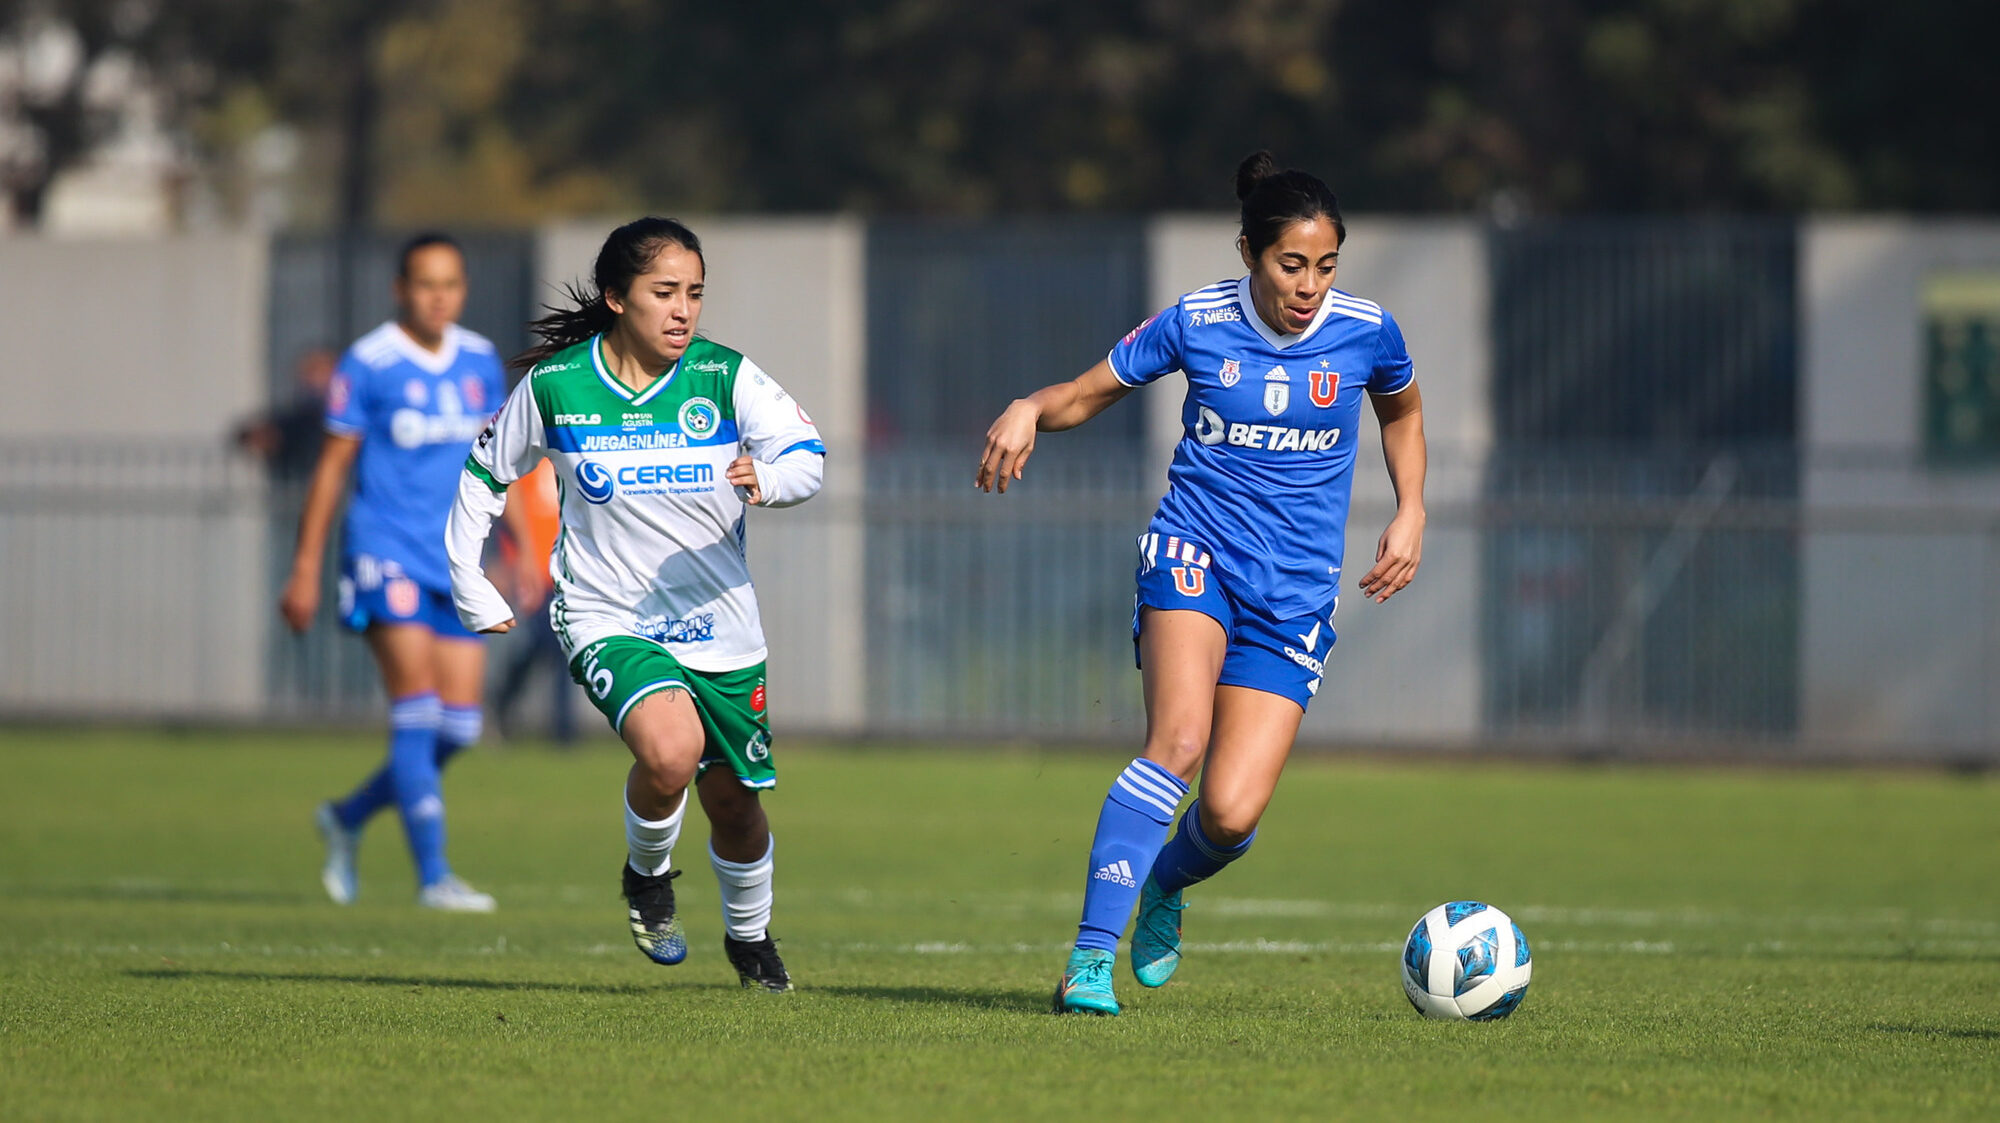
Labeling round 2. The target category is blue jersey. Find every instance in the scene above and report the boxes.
[326,322,505,591]
[1109,277,1415,621]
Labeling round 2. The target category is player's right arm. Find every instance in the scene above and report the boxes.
[448,375,548,634]
[977,360,1130,494]
[978,303,1184,494]
[280,358,372,633]
[278,432,361,632]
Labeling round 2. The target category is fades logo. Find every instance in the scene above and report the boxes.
[575,459,615,504]
[678,397,720,438]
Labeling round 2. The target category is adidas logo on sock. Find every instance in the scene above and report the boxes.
[1092,859,1138,888]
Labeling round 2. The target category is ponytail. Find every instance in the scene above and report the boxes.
[514,216,706,370]
[1234,150,1344,257]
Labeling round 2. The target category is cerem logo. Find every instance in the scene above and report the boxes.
[575,459,615,504]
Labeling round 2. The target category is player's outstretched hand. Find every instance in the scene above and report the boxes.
[1359,509,1424,603]
[978,399,1041,493]
[278,569,319,633]
[481,619,516,635]
[726,456,763,505]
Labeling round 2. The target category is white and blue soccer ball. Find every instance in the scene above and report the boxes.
[1400,900,1533,1021]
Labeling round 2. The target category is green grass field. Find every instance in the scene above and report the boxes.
[1,729,1996,1121]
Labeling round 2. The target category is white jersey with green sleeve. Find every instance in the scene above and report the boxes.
[450,335,825,671]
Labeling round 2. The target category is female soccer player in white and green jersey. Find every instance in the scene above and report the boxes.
[447,217,825,991]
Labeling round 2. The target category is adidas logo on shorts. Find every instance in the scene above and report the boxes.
[1092,859,1138,888]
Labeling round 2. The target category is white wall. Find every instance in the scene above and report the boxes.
[0,234,269,717]
[0,235,269,438]
[1800,219,2000,750]
[1145,217,1491,742]
[537,218,870,735]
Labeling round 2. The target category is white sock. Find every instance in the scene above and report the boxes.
[625,790,686,876]
[709,835,774,942]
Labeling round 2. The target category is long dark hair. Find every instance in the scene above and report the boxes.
[515,216,705,370]
[1235,151,1344,258]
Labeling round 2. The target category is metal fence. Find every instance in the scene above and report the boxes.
[4,440,1994,759]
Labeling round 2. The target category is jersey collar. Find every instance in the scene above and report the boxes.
[1236,276,1336,351]
[388,322,462,375]
[590,334,679,406]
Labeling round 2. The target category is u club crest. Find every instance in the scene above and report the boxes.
[1218,358,1242,388]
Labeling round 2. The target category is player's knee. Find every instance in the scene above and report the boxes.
[626,733,699,793]
[1142,730,1207,778]
[1199,800,1261,848]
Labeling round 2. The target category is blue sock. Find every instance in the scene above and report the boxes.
[386,693,450,888]
[331,765,394,832]
[435,705,482,768]
[1151,799,1256,894]
[1075,758,1190,952]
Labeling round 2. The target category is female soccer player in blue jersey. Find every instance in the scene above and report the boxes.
[978,152,1429,1014]
[281,233,512,912]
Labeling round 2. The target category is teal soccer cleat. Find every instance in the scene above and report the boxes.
[1130,875,1186,988]
[1052,947,1120,1015]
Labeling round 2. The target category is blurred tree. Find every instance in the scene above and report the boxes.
[3,0,1994,225]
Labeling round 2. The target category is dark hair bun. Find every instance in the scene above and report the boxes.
[1235,150,1279,202]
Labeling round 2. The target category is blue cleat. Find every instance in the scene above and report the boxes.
[621,863,687,965]
[1130,875,1186,988]
[1053,947,1120,1015]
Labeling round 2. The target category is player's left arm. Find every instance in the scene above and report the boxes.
[1359,311,1426,604]
[726,359,826,508]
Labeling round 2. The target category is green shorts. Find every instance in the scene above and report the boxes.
[570,636,774,789]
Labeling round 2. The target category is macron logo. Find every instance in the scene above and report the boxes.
[1092,860,1138,888]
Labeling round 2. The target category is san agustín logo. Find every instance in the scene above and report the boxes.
[573,458,716,503]
[1193,406,1341,452]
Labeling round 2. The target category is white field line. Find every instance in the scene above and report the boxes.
[48,880,2000,937]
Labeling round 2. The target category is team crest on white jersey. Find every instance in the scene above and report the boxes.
[1219,358,1242,387]
[678,397,720,438]
[1263,365,1291,416]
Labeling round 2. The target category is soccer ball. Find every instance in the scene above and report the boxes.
[1400,900,1533,1021]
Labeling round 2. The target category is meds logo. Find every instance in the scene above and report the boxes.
[575,459,615,504]
[678,397,720,438]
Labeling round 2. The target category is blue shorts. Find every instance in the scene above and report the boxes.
[1132,530,1336,710]
[337,554,478,640]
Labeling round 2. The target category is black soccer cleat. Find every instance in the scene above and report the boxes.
[723,934,794,992]
[621,863,687,965]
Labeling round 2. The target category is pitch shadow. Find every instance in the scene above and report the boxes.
[1868,1023,2000,1041]
[126,967,736,996]
[809,983,1049,1014]
[19,884,308,907]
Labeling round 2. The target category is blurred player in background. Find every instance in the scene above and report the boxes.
[233,345,336,483]
[447,217,825,991]
[979,152,1429,1015]
[281,233,511,913]
[492,460,577,745]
